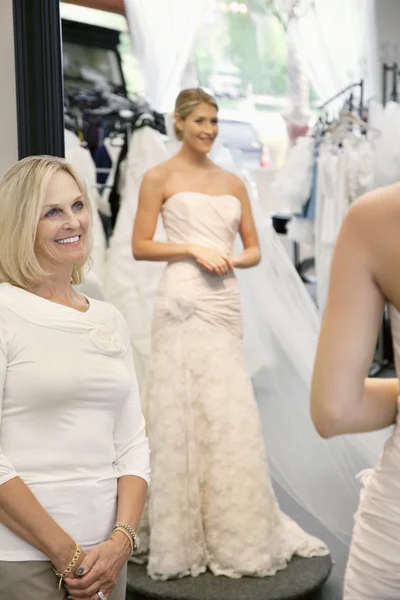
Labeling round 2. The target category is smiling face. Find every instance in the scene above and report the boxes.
[177,102,219,155]
[34,170,90,274]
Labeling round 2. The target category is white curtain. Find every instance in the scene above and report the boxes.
[291,0,379,105]
[123,0,206,112]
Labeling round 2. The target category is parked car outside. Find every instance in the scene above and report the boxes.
[217,110,270,173]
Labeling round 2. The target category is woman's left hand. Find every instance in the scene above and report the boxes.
[196,253,235,275]
[64,534,130,599]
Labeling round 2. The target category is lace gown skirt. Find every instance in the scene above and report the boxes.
[140,261,327,580]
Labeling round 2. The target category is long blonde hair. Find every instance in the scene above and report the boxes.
[0,155,92,289]
[174,88,218,140]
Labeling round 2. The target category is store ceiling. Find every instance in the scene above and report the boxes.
[63,0,125,15]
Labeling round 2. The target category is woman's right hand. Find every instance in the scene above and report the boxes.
[188,245,233,275]
[53,542,87,582]
[64,535,130,599]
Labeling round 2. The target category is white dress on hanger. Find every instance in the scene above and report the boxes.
[315,138,374,313]
[269,135,314,214]
[74,270,106,302]
[344,306,400,599]
[369,101,400,188]
[105,127,167,388]
[314,146,347,312]
[97,136,125,217]
[64,129,107,280]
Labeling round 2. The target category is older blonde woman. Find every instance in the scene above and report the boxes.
[0,156,149,600]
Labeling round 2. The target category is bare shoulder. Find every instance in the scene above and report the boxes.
[340,183,400,296]
[352,181,400,209]
[344,183,400,237]
[219,170,247,200]
[142,162,170,188]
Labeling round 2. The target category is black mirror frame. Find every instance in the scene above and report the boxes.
[13,0,65,159]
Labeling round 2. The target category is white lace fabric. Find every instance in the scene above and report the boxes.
[136,192,327,580]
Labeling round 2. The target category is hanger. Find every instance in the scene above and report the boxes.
[340,112,380,137]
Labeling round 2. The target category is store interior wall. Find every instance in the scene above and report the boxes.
[0,0,18,179]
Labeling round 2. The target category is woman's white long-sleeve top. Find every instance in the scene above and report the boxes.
[0,282,150,560]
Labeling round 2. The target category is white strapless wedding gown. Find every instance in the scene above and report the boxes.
[139,191,328,580]
[344,306,400,598]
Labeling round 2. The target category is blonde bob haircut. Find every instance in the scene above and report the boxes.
[0,155,92,290]
[174,88,218,140]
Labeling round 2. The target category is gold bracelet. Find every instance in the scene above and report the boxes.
[53,543,82,591]
[113,526,134,556]
[115,522,140,551]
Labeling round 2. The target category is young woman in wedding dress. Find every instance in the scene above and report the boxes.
[132,88,327,581]
[311,184,400,598]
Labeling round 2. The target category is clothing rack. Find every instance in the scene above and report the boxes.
[295,86,364,288]
[64,85,167,238]
[318,80,364,118]
[382,63,399,106]
[318,80,392,377]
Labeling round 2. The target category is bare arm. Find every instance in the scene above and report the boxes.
[114,474,147,532]
[232,177,261,268]
[104,475,147,561]
[0,478,81,571]
[132,169,192,262]
[311,196,398,438]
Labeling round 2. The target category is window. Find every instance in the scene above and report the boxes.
[218,120,259,148]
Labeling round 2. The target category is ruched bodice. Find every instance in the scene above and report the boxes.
[156,193,243,335]
[161,192,241,253]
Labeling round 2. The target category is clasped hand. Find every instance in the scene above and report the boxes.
[190,245,235,275]
[64,536,129,600]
